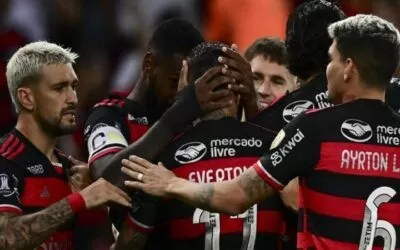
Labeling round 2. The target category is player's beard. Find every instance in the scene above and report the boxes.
[34,109,77,137]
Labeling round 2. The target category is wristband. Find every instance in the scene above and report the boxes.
[67,192,86,214]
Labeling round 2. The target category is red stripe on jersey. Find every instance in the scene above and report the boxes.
[0,134,15,153]
[303,186,400,225]
[20,177,71,208]
[53,163,64,175]
[88,146,124,165]
[116,100,125,108]
[252,161,284,190]
[169,210,283,240]
[1,138,21,159]
[128,123,149,143]
[0,204,23,215]
[297,231,314,249]
[316,142,400,179]
[300,233,388,250]
[7,142,25,159]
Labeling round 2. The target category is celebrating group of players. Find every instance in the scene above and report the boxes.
[0,0,399,249]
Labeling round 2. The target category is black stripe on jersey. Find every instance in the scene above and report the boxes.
[306,210,400,247]
[306,171,400,202]
[167,233,280,250]
[165,194,284,220]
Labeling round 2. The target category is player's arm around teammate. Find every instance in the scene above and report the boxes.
[0,175,131,250]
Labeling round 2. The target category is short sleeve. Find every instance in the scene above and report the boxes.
[252,113,321,190]
[84,107,130,164]
[0,159,24,215]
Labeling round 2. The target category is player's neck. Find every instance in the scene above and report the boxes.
[15,114,57,161]
[342,84,385,103]
[201,108,237,121]
[127,72,149,103]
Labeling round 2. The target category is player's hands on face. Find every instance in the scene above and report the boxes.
[219,45,258,109]
[121,155,176,198]
[68,156,92,192]
[177,60,189,93]
[79,178,132,209]
[193,66,235,113]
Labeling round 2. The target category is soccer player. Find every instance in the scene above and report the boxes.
[84,20,234,247]
[122,15,400,250]
[243,0,346,131]
[84,19,205,180]
[118,42,285,249]
[0,41,132,249]
[244,37,297,106]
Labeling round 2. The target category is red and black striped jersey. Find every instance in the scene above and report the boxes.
[84,98,151,164]
[154,117,285,250]
[253,99,400,249]
[0,129,75,249]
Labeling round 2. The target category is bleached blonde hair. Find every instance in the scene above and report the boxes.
[6,41,78,113]
[328,14,400,45]
[327,15,400,86]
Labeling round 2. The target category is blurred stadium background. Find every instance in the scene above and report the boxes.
[1,0,399,162]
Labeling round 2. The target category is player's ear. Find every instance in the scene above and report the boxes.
[142,51,156,76]
[17,87,35,112]
[344,57,354,83]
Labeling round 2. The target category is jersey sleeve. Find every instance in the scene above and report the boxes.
[252,113,321,190]
[84,106,130,164]
[0,160,24,215]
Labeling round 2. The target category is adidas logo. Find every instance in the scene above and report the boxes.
[40,186,50,198]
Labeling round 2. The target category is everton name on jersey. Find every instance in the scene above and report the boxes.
[156,117,285,250]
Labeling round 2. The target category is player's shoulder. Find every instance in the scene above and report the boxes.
[89,98,127,117]
[242,120,278,136]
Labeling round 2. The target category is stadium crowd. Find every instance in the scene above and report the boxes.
[0,0,399,249]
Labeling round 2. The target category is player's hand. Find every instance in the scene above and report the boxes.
[177,59,189,92]
[194,66,235,113]
[68,156,92,192]
[219,45,260,118]
[79,178,132,209]
[121,155,176,198]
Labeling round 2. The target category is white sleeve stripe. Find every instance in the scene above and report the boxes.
[89,145,126,159]
[126,215,153,229]
[256,160,284,187]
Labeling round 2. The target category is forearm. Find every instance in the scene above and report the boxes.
[0,198,76,250]
[244,99,263,120]
[114,222,149,250]
[167,168,275,215]
[167,177,250,215]
[280,178,299,212]
[95,121,177,188]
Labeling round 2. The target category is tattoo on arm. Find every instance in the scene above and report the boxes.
[0,199,74,249]
[114,223,149,250]
[193,183,215,211]
[237,168,274,203]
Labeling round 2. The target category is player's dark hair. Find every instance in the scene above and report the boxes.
[328,14,400,89]
[244,37,288,65]
[148,19,204,60]
[187,42,227,86]
[286,0,346,80]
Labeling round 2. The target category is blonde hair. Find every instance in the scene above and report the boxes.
[6,41,78,113]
